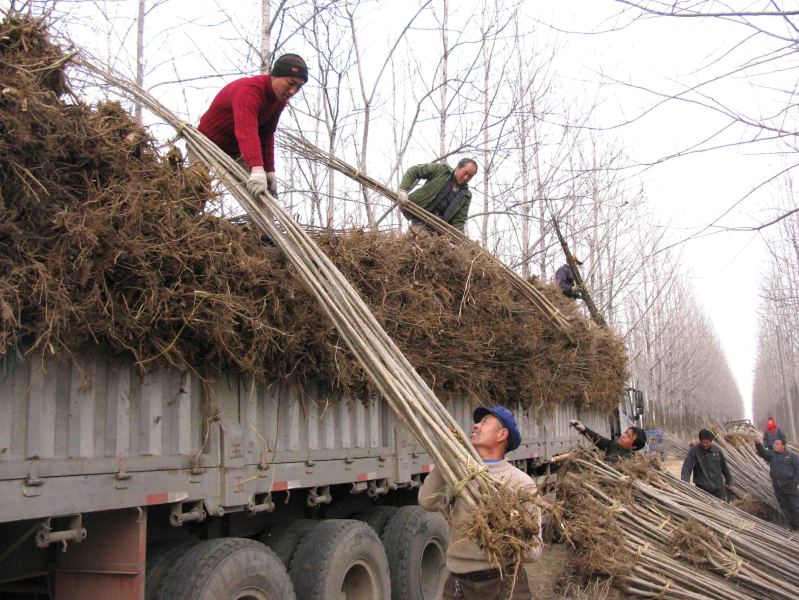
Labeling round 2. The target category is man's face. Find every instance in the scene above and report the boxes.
[618,428,636,450]
[471,414,507,452]
[773,439,786,453]
[699,438,713,450]
[271,76,305,102]
[454,162,477,186]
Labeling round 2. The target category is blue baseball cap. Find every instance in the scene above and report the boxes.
[473,406,521,452]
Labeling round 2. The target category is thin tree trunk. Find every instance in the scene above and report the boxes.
[439,0,448,158]
[261,0,271,73]
[135,0,145,124]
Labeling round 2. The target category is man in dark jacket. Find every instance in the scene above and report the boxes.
[569,420,646,464]
[681,429,732,500]
[755,437,799,529]
[763,416,787,450]
[555,261,583,299]
[397,159,477,233]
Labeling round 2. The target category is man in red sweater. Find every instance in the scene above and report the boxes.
[198,54,308,198]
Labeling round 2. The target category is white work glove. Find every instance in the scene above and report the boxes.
[265,171,278,197]
[247,168,268,196]
[569,419,586,433]
[397,189,409,205]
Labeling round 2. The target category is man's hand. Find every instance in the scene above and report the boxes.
[247,167,268,196]
[571,285,584,297]
[569,419,586,432]
[265,172,278,197]
[397,189,409,205]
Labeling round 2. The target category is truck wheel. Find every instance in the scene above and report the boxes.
[381,506,449,600]
[145,538,195,600]
[352,506,397,535]
[259,519,317,567]
[157,538,295,600]
[289,519,390,600]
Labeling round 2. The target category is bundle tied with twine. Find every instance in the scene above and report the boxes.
[278,131,574,333]
[76,55,548,569]
[557,451,799,599]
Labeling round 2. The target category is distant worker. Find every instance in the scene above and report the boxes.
[419,406,541,599]
[555,260,584,299]
[569,420,646,464]
[397,159,478,234]
[680,429,733,501]
[198,54,308,199]
[755,437,799,530]
[763,416,787,450]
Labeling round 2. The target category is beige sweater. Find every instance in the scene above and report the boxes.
[418,460,542,574]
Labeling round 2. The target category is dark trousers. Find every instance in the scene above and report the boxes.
[443,566,531,600]
[697,483,727,501]
[773,482,799,529]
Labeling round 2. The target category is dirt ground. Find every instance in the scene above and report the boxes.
[526,543,622,600]
[661,457,684,479]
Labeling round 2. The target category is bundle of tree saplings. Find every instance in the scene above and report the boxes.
[279,131,574,332]
[667,427,784,522]
[0,12,627,415]
[557,452,799,599]
[69,27,560,571]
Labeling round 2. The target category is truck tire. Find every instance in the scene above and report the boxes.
[352,506,397,536]
[289,519,390,600]
[157,538,295,600]
[381,506,449,600]
[259,519,317,567]
[145,538,195,600]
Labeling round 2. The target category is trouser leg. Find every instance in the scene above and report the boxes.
[775,484,799,529]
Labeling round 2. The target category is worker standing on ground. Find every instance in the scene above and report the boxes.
[763,416,787,450]
[569,420,646,463]
[680,429,733,501]
[397,158,477,234]
[198,54,308,198]
[555,260,584,300]
[419,406,540,600]
[755,437,799,530]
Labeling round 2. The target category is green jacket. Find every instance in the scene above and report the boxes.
[399,162,471,232]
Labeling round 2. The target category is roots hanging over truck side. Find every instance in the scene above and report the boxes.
[0,11,627,413]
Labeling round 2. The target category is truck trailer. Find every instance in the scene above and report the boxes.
[0,348,615,599]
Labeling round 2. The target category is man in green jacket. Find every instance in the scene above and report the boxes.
[397,158,478,233]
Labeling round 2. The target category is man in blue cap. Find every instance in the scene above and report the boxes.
[419,406,541,600]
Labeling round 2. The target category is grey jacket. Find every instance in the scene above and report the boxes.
[756,442,799,487]
[681,444,732,494]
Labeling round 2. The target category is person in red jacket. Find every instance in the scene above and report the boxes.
[198,54,308,198]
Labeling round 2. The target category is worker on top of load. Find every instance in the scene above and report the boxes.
[198,54,308,199]
[555,259,584,300]
[680,429,733,501]
[397,158,477,235]
[763,416,787,450]
[569,419,646,464]
[419,406,540,600]
[755,437,799,530]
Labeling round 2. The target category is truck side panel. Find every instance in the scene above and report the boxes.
[0,352,603,524]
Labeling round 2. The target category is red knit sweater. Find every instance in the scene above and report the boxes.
[198,74,286,171]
